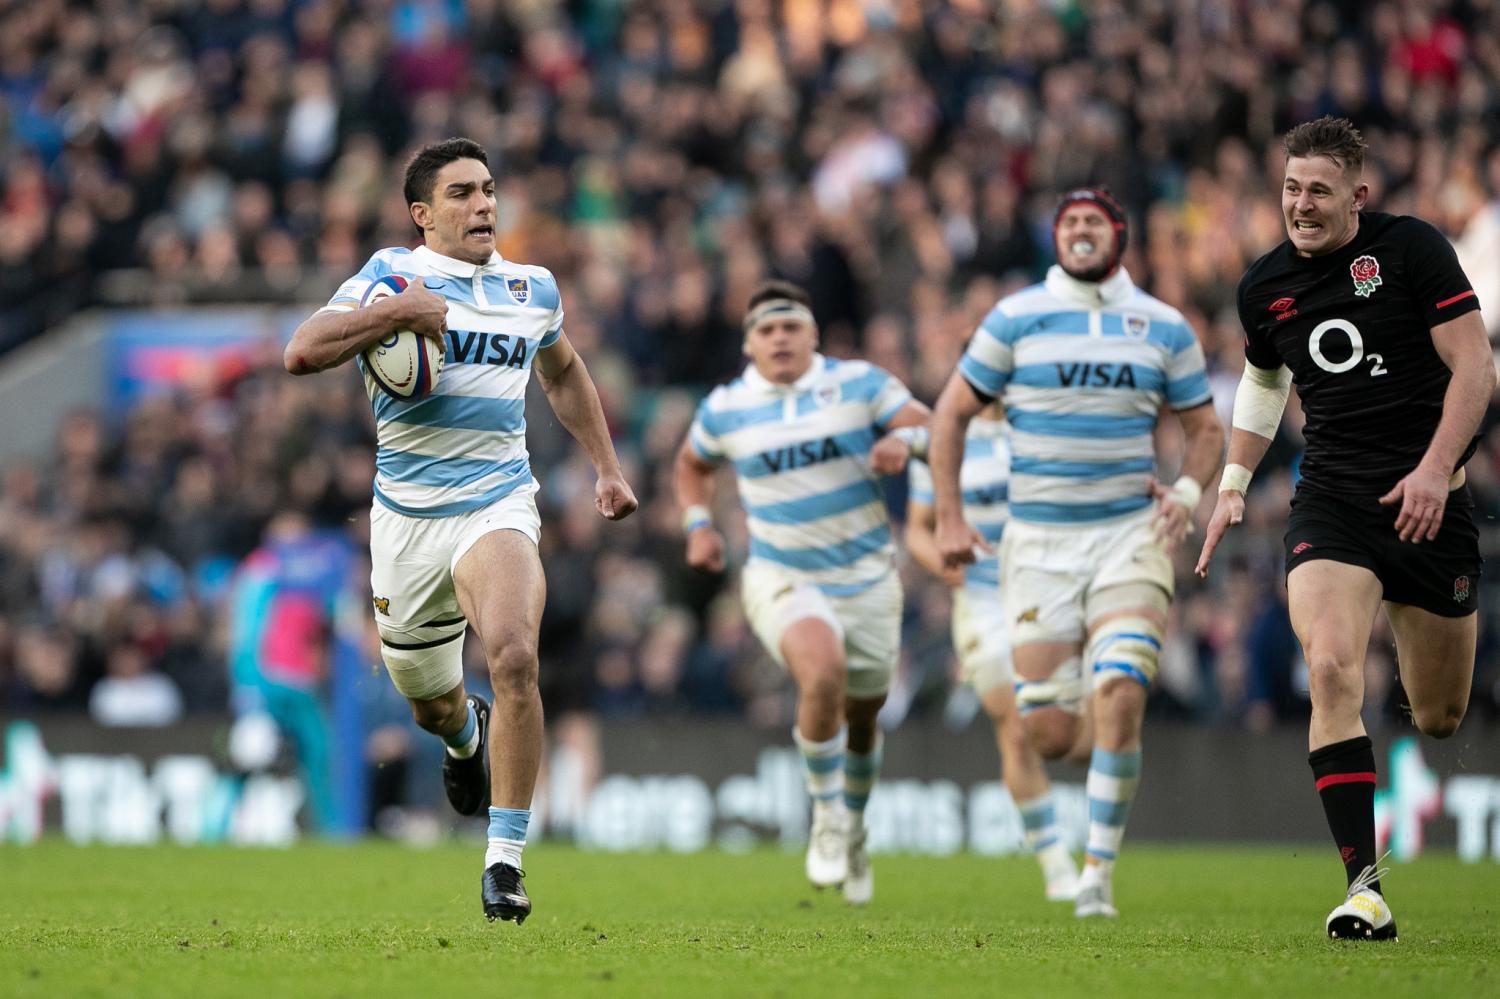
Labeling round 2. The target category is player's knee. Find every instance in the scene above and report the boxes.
[1306,653,1362,700]
[483,631,539,694]
[1412,701,1465,739]
[1022,708,1077,760]
[798,664,844,707]
[995,711,1029,757]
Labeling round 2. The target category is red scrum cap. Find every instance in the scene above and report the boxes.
[1053,187,1128,272]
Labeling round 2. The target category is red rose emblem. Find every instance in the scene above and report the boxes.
[1350,255,1382,297]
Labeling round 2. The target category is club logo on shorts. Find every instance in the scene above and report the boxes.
[1123,312,1150,339]
[506,277,531,305]
[813,382,841,408]
[372,595,390,615]
[1016,606,1040,624]
[1350,255,1382,298]
[1454,576,1471,603]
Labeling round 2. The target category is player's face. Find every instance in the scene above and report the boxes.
[745,316,817,384]
[1282,155,1368,257]
[414,158,497,264]
[1055,205,1117,281]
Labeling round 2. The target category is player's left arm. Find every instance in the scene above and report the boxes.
[1380,219,1494,542]
[870,399,932,476]
[1381,309,1494,542]
[1151,316,1225,551]
[534,332,638,521]
[1150,401,1225,551]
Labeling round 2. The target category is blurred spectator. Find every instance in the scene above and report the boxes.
[226,511,354,832]
[88,642,183,727]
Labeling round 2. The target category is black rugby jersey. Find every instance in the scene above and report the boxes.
[1238,212,1482,499]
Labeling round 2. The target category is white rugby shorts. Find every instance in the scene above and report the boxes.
[740,563,902,699]
[999,505,1173,647]
[951,585,1013,696]
[369,481,541,631]
[368,483,540,698]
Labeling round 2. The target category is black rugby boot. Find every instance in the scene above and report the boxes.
[441,694,490,816]
[482,863,531,924]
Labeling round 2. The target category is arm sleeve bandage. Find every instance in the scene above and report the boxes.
[1231,362,1292,441]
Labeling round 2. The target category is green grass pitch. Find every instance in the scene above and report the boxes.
[2,842,1495,997]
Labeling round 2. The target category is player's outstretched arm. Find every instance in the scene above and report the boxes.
[1380,310,1495,543]
[929,373,988,570]
[870,400,932,476]
[534,333,638,521]
[1194,363,1288,576]
[672,438,726,572]
[283,279,447,375]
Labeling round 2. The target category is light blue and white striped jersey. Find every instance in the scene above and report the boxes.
[323,245,563,518]
[690,354,913,596]
[907,417,1009,591]
[958,266,1211,525]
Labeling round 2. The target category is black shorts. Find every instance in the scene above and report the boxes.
[1284,485,1481,617]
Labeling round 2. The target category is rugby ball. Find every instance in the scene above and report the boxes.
[360,274,444,400]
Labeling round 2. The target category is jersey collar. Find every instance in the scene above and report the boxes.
[1044,264,1136,307]
[742,353,826,394]
[414,244,506,277]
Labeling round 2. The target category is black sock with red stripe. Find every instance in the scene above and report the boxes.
[1309,735,1380,892]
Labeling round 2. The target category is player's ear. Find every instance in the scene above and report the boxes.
[1351,181,1369,211]
[409,201,432,232]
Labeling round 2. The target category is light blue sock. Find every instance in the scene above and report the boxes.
[486,807,530,870]
[844,736,883,817]
[1016,792,1061,853]
[442,701,479,758]
[1086,748,1142,863]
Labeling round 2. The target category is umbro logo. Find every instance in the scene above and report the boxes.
[1292,542,1313,556]
[1269,296,1298,321]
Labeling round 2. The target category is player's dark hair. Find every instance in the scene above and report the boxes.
[403,137,490,206]
[746,279,812,311]
[1284,117,1367,174]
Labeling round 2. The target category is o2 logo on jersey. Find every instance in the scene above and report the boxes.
[1308,319,1387,378]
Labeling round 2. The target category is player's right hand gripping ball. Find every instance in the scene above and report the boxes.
[361,275,444,400]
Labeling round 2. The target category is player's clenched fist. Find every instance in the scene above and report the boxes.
[685,525,726,573]
[595,473,638,521]
[1194,490,1245,578]
[869,433,914,476]
[935,514,985,570]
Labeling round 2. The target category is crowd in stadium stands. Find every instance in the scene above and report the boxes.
[2,0,1500,736]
